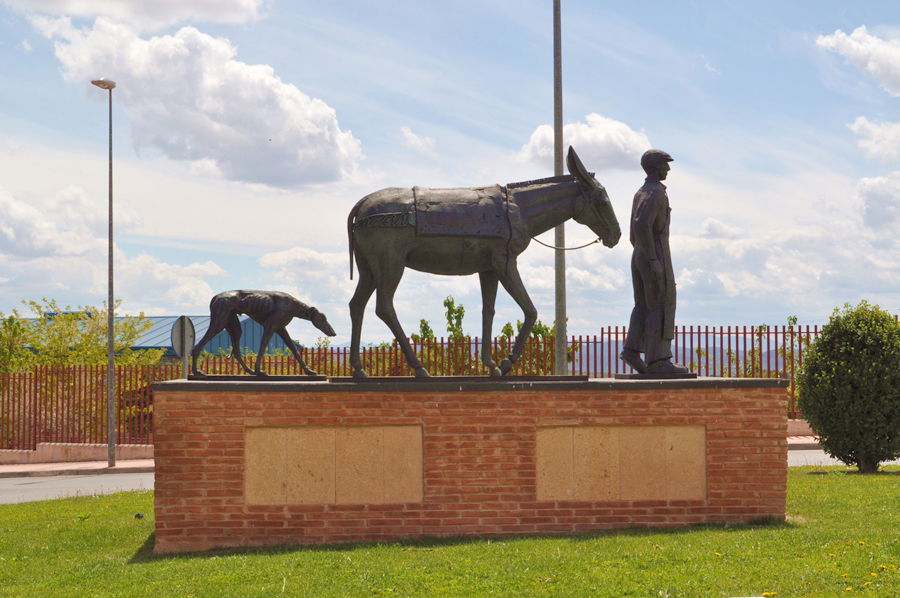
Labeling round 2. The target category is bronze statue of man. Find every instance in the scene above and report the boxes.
[620,149,689,375]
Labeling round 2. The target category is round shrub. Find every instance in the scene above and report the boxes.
[797,301,900,473]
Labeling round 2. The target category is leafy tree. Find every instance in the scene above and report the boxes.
[498,318,565,374]
[713,317,812,381]
[0,312,33,374]
[797,301,900,473]
[0,299,163,446]
[0,298,163,371]
[443,296,466,339]
[441,296,477,374]
[410,319,434,344]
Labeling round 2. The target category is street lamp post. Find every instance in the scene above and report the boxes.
[553,0,567,375]
[91,78,116,468]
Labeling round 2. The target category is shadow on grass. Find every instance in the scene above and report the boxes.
[807,470,900,475]
[129,517,791,564]
[791,463,900,475]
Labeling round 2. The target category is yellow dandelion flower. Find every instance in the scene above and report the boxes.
[762,592,777,597]
[714,552,723,557]
[858,541,865,545]
[870,572,877,577]
[829,553,837,557]
[864,581,872,587]
[841,573,849,578]
[845,586,853,591]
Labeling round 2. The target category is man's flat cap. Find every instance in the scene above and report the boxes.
[640,149,674,170]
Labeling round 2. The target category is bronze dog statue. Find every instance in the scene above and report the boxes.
[191,290,336,376]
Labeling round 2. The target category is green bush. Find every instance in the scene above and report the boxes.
[797,301,900,473]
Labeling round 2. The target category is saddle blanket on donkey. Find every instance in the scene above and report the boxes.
[414,185,508,238]
[351,185,509,239]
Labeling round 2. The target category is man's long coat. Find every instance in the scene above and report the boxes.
[629,179,676,339]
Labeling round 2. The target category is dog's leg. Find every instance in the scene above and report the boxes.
[226,313,255,375]
[191,311,230,375]
[277,328,316,376]
[253,318,283,376]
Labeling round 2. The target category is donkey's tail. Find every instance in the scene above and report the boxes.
[347,197,366,280]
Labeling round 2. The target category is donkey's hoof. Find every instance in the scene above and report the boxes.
[192,370,206,377]
[304,369,318,377]
[488,366,502,377]
[353,368,369,379]
[253,371,269,378]
[500,359,514,375]
[415,367,431,378]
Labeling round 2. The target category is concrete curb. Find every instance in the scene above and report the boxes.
[0,465,154,479]
[787,435,821,451]
[788,442,821,451]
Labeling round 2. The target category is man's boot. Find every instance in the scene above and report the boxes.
[620,348,647,374]
[647,359,689,375]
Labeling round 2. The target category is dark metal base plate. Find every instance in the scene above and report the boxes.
[614,373,698,380]
[188,374,328,381]
[329,375,589,383]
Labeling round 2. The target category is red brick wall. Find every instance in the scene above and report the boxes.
[153,380,787,553]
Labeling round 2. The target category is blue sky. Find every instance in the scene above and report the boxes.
[0,1,899,345]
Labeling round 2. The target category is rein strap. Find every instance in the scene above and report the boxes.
[531,236,600,251]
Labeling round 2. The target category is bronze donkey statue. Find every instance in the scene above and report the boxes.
[347,146,620,378]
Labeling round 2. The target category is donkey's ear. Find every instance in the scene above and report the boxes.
[567,146,602,190]
[567,146,595,186]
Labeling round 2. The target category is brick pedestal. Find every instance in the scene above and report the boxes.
[152,377,787,554]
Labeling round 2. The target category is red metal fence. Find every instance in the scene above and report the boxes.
[0,364,180,451]
[0,325,820,450]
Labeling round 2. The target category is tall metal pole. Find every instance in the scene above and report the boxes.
[553,0,567,375]
[92,78,116,467]
[106,86,115,467]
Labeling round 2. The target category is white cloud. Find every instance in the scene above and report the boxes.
[519,113,651,172]
[260,246,353,303]
[858,171,900,236]
[19,39,32,52]
[5,0,265,31]
[848,116,900,161]
[678,268,727,296]
[0,248,228,317]
[0,181,229,316]
[400,126,436,155]
[666,170,900,319]
[817,26,900,96]
[699,54,719,75]
[259,245,357,342]
[0,190,69,257]
[117,254,225,312]
[35,18,362,187]
[0,185,114,257]
[699,218,743,239]
[568,264,625,292]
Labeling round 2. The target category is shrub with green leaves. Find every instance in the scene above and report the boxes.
[797,301,900,473]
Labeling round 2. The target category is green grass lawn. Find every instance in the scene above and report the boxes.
[1,467,897,597]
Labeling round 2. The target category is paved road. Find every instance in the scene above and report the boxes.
[0,473,153,504]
